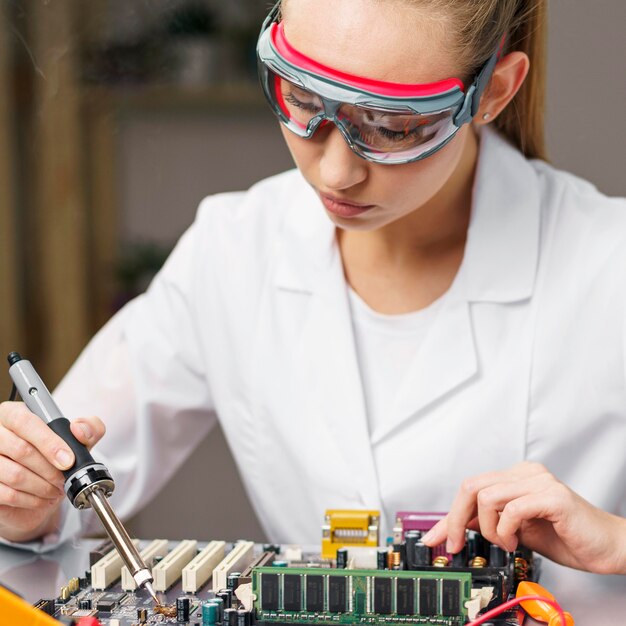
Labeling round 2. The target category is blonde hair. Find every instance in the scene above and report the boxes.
[281,0,548,160]
[440,0,548,160]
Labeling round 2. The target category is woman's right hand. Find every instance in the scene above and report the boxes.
[0,401,105,543]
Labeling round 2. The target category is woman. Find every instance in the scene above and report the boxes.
[1,0,625,578]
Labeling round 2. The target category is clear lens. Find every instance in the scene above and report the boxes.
[264,70,459,164]
[338,104,457,163]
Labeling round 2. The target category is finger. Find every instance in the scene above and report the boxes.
[0,402,75,470]
[0,456,64,500]
[497,487,569,545]
[0,482,61,509]
[70,416,106,451]
[445,464,549,553]
[477,473,556,550]
[422,518,448,546]
[0,425,66,489]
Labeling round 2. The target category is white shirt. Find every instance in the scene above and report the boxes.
[7,127,626,598]
[348,288,445,442]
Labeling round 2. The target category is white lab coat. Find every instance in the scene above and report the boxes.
[48,127,626,554]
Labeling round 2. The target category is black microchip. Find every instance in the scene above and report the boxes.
[328,576,346,613]
[96,592,125,612]
[261,573,279,611]
[418,579,438,616]
[441,579,460,616]
[283,574,302,611]
[396,579,415,615]
[373,577,392,615]
[305,575,324,612]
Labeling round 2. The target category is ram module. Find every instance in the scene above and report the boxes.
[252,567,472,625]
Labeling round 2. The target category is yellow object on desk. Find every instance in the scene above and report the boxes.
[0,585,59,626]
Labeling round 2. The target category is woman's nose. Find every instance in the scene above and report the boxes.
[318,124,368,191]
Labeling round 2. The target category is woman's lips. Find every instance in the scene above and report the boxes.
[319,193,376,218]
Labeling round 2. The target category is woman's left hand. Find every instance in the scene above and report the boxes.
[421,461,626,575]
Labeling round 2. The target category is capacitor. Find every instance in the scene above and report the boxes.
[78,599,92,610]
[68,577,80,595]
[209,597,225,621]
[452,544,468,567]
[224,607,238,626]
[336,548,348,569]
[227,572,241,592]
[177,596,191,622]
[489,543,506,567]
[216,589,232,608]
[137,607,148,623]
[59,586,70,603]
[202,601,220,625]
[376,547,388,570]
[237,609,251,626]
[411,540,431,568]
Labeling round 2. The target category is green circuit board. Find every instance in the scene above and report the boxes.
[252,567,473,625]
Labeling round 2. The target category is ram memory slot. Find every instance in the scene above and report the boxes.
[252,567,471,625]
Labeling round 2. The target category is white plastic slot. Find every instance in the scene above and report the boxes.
[181,540,226,593]
[212,541,254,591]
[152,539,198,592]
[121,539,169,591]
[91,539,141,590]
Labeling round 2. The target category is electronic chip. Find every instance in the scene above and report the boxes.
[419,579,437,616]
[261,573,279,611]
[305,575,324,612]
[441,579,460,616]
[283,574,302,611]
[328,576,346,613]
[373,577,392,615]
[396,578,415,615]
[96,592,125,612]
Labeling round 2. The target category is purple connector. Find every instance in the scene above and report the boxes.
[393,511,451,561]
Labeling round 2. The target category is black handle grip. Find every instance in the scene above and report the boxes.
[48,417,97,479]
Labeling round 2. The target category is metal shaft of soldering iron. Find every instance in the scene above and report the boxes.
[85,487,158,604]
[6,352,159,605]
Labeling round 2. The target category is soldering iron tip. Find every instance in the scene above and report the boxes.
[144,581,160,606]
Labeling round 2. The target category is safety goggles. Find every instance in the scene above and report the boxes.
[257,2,503,165]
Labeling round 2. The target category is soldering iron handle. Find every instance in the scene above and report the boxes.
[6,352,97,479]
[46,417,98,480]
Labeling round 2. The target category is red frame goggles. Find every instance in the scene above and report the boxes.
[257,2,503,165]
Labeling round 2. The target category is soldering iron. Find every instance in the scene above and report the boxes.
[6,352,160,605]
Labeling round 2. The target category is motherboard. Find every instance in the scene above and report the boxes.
[29,510,537,626]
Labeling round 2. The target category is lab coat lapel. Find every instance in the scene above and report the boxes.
[274,176,382,509]
[372,127,541,444]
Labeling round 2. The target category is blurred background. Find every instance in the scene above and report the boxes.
[0,0,624,542]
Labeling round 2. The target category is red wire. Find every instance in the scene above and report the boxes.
[468,594,567,626]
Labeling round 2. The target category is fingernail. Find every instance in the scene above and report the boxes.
[421,530,434,543]
[77,422,92,440]
[55,449,73,469]
[446,539,453,553]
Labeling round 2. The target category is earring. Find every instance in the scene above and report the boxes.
[482,113,491,121]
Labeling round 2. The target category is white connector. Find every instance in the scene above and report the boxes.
[91,539,141,590]
[121,539,169,591]
[153,539,198,592]
[181,540,226,593]
[212,541,254,591]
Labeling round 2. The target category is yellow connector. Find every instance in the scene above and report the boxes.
[321,509,380,559]
[0,585,60,626]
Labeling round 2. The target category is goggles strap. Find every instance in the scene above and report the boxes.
[453,36,506,127]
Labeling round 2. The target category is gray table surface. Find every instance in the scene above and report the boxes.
[0,541,623,625]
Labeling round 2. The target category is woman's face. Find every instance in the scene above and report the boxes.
[280,0,477,232]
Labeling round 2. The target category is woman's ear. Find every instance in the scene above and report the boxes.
[475,51,530,125]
